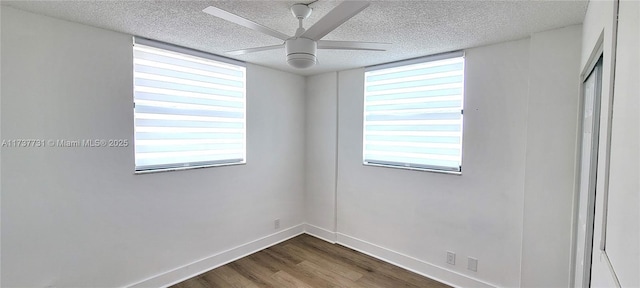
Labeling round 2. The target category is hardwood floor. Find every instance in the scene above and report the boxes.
[172,234,451,288]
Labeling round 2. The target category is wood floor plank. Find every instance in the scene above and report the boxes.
[284,243,363,281]
[288,240,415,288]
[296,260,367,288]
[198,273,232,288]
[171,234,451,288]
[294,235,444,288]
[271,270,314,288]
[248,249,332,288]
[266,242,306,264]
[227,258,280,288]
[210,265,260,288]
[173,276,210,288]
[260,248,336,288]
[294,235,394,275]
[246,252,280,274]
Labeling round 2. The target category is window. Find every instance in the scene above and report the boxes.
[133,37,246,172]
[363,51,464,173]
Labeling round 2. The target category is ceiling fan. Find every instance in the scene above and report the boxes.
[202,1,391,69]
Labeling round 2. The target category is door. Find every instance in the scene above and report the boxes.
[574,56,603,288]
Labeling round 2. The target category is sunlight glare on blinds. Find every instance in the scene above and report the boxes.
[134,41,246,171]
[363,54,464,172]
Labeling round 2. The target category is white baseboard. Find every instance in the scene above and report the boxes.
[303,223,337,243]
[127,224,305,288]
[336,233,497,288]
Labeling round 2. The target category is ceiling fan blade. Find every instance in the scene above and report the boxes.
[317,40,391,51]
[203,6,290,41]
[226,44,284,56]
[301,1,370,41]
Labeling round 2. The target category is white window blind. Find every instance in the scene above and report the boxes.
[363,52,464,173]
[133,37,246,172]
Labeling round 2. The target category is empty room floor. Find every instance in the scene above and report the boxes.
[172,234,450,288]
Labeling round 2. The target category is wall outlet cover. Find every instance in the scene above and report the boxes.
[468,257,478,271]
[446,251,456,265]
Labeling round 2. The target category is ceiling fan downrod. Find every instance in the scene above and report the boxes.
[288,3,316,68]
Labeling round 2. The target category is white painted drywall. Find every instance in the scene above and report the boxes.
[306,26,583,287]
[579,1,640,287]
[520,25,582,288]
[593,0,639,286]
[605,1,640,285]
[304,73,338,238]
[0,6,305,287]
[0,4,3,287]
[336,40,531,287]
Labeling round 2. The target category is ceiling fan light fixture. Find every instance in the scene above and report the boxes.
[287,55,317,69]
[285,38,317,69]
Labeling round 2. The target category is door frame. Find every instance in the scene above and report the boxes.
[574,54,604,288]
[570,31,605,288]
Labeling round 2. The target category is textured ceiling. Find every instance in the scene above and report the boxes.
[2,0,588,76]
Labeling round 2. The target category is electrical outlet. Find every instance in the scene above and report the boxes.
[274,219,280,230]
[468,257,478,272]
[446,251,456,265]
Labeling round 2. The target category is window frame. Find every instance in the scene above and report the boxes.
[362,51,465,175]
[133,37,247,174]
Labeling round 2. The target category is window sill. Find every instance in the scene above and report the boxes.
[363,162,462,175]
[135,161,246,175]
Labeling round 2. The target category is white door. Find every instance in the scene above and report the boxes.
[574,57,603,288]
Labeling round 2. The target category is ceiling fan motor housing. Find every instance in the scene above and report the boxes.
[285,38,317,69]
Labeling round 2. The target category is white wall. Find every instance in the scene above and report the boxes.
[520,25,582,288]
[0,7,305,287]
[605,2,640,285]
[307,26,582,287]
[337,40,530,287]
[0,4,3,287]
[580,0,640,287]
[304,73,338,241]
